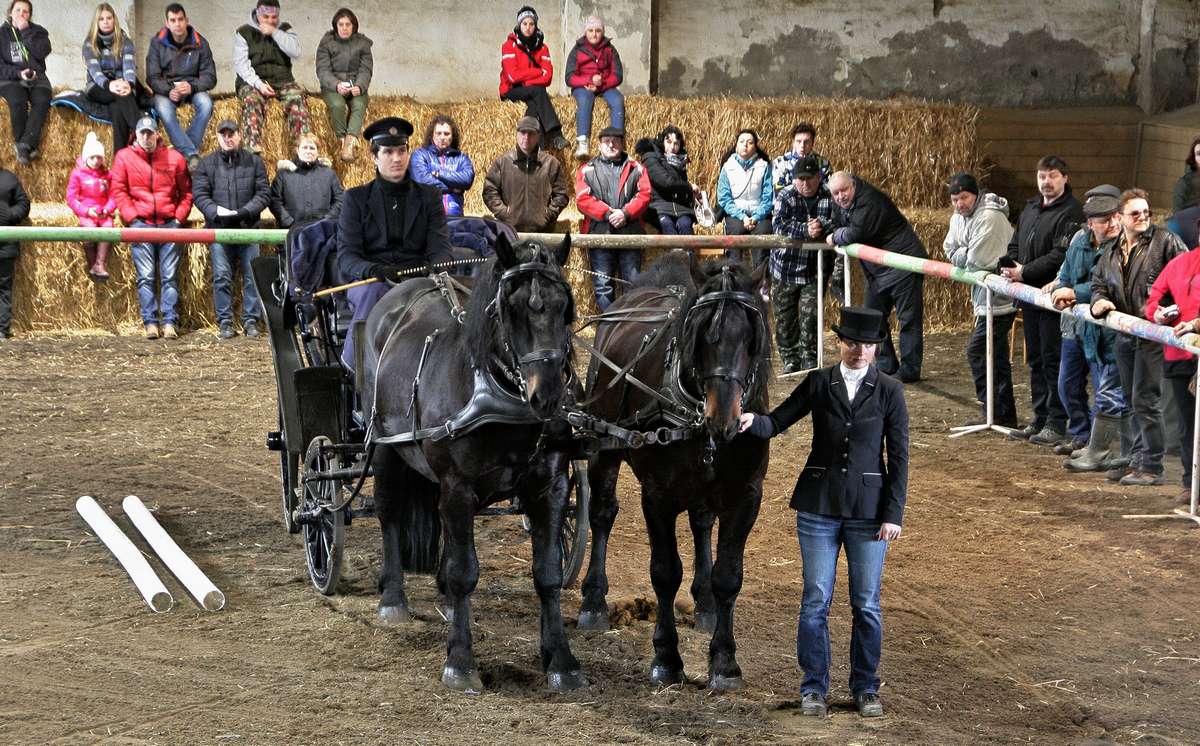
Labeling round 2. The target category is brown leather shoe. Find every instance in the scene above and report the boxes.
[340,135,357,162]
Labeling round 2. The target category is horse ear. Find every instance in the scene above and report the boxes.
[689,252,707,288]
[749,259,768,291]
[493,232,519,269]
[553,233,571,267]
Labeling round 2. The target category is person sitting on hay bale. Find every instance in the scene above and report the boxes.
[564,15,624,160]
[270,132,343,230]
[0,163,29,339]
[410,115,474,218]
[145,3,217,174]
[499,6,569,151]
[481,115,569,234]
[0,0,51,166]
[81,2,152,155]
[772,123,833,209]
[639,125,700,237]
[232,0,311,155]
[716,128,773,271]
[66,131,116,280]
[316,7,372,163]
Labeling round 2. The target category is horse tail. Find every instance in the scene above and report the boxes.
[375,447,442,574]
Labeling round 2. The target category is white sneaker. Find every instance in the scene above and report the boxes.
[574,137,589,159]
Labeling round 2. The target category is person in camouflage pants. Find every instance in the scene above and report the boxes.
[232,0,311,154]
[771,155,835,373]
[238,82,310,153]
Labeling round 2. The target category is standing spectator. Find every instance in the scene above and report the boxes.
[827,171,928,382]
[564,15,623,160]
[943,172,1018,427]
[110,116,192,340]
[576,126,651,311]
[482,115,569,233]
[640,125,698,235]
[499,6,568,151]
[772,122,833,210]
[0,0,50,166]
[0,163,29,339]
[82,2,151,154]
[1000,155,1084,445]
[316,7,372,163]
[717,129,773,267]
[66,131,116,280]
[1146,242,1200,502]
[1091,189,1187,486]
[1173,137,1200,212]
[737,306,908,720]
[192,119,270,339]
[410,115,474,218]
[771,155,834,374]
[1058,188,1130,473]
[270,132,343,229]
[233,0,311,155]
[145,3,216,173]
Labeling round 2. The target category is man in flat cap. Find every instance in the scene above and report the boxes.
[336,116,452,367]
[482,115,569,233]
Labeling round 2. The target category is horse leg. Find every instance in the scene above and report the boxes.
[436,544,453,622]
[439,476,483,694]
[524,451,585,692]
[374,446,412,625]
[688,507,717,634]
[706,493,761,691]
[643,488,686,686]
[578,450,622,630]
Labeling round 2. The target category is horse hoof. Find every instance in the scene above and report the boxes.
[707,674,745,692]
[694,612,717,634]
[441,665,484,695]
[547,669,586,692]
[650,665,685,686]
[576,609,610,631]
[378,604,411,625]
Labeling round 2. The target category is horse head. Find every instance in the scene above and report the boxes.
[679,259,769,443]
[475,232,575,420]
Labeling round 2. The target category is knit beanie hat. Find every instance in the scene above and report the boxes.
[81,131,106,162]
[516,6,537,24]
[584,15,604,31]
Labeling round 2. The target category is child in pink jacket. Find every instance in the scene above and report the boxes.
[66,132,116,279]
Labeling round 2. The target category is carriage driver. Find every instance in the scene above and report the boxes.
[336,116,453,367]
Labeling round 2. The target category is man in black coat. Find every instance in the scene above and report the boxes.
[192,118,270,338]
[739,306,908,720]
[826,171,927,382]
[0,167,30,338]
[336,116,452,367]
[1001,155,1084,445]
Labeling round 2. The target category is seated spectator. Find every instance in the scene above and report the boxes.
[717,129,773,268]
[0,0,51,165]
[482,115,569,232]
[640,125,698,236]
[565,16,623,160]
[1173,136,1200,212]
[411,115,474,217]
[66,131,117,280]
[271,132,343,229]
[316,7,372,162]
[233,0,311,155]
[0,163,29,339]
[110,116,192,340]
[772,122,832,210]
[192,119,271,339]
[82,2,151,154]
[576,126,651,311]
[146,3,216,173]
[499,6,568,151]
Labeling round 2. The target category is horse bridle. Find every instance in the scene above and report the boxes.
[676,284,768,412]
[486,261,573,401]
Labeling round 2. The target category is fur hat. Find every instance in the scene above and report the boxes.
[80,131,106,162]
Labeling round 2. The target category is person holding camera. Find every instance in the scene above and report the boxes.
[0,0,50,166]
[316,7,372,162]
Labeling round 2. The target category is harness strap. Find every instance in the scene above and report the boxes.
[573,331,681,411]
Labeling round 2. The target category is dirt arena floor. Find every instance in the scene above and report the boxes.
[2,329,1198,745]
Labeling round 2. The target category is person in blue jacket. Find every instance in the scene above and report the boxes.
[410,115,475,217]
[717,128,772,269]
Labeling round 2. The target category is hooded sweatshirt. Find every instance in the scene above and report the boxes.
[943,191,1015,316]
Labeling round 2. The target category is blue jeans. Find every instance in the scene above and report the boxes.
[795,511,889,698]
[572,87,624,137]
[658,214,694,235]
[130,220,181,325]
[342,281,391,368]
[152,92,213,158]
[587,247,641,311]
[1094,360,1127,416]
[211,243,261,326]
[1058,337,1093,441]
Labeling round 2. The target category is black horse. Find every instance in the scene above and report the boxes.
[360,233,583,694]
[577,252,771,690]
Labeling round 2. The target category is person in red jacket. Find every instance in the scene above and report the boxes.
[499,6,567,151]
[575,126,650,310]
[565,16,624,160]
[1145,235,1200,501]
[110,116,192,339]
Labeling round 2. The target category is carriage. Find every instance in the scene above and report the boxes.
[250,217,591,596]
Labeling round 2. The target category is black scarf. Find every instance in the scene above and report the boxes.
[512,26,545,65]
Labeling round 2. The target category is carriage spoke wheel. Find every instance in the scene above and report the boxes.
[302,436,346,595]
[278,408,300,535]
[559,460,590,589]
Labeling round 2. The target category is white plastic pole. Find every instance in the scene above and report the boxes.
[985,289,995,426]
[1191,356,1199,517]
[816,246,825,370]
[76,496,173,613]
[122,495,226,611]
[841,248,852,305]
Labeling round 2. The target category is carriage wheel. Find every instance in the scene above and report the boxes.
[302,436,346,595]
[278,408,300,535]
[560,459,591,589]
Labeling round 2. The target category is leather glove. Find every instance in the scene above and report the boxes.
[371,264,405,283]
